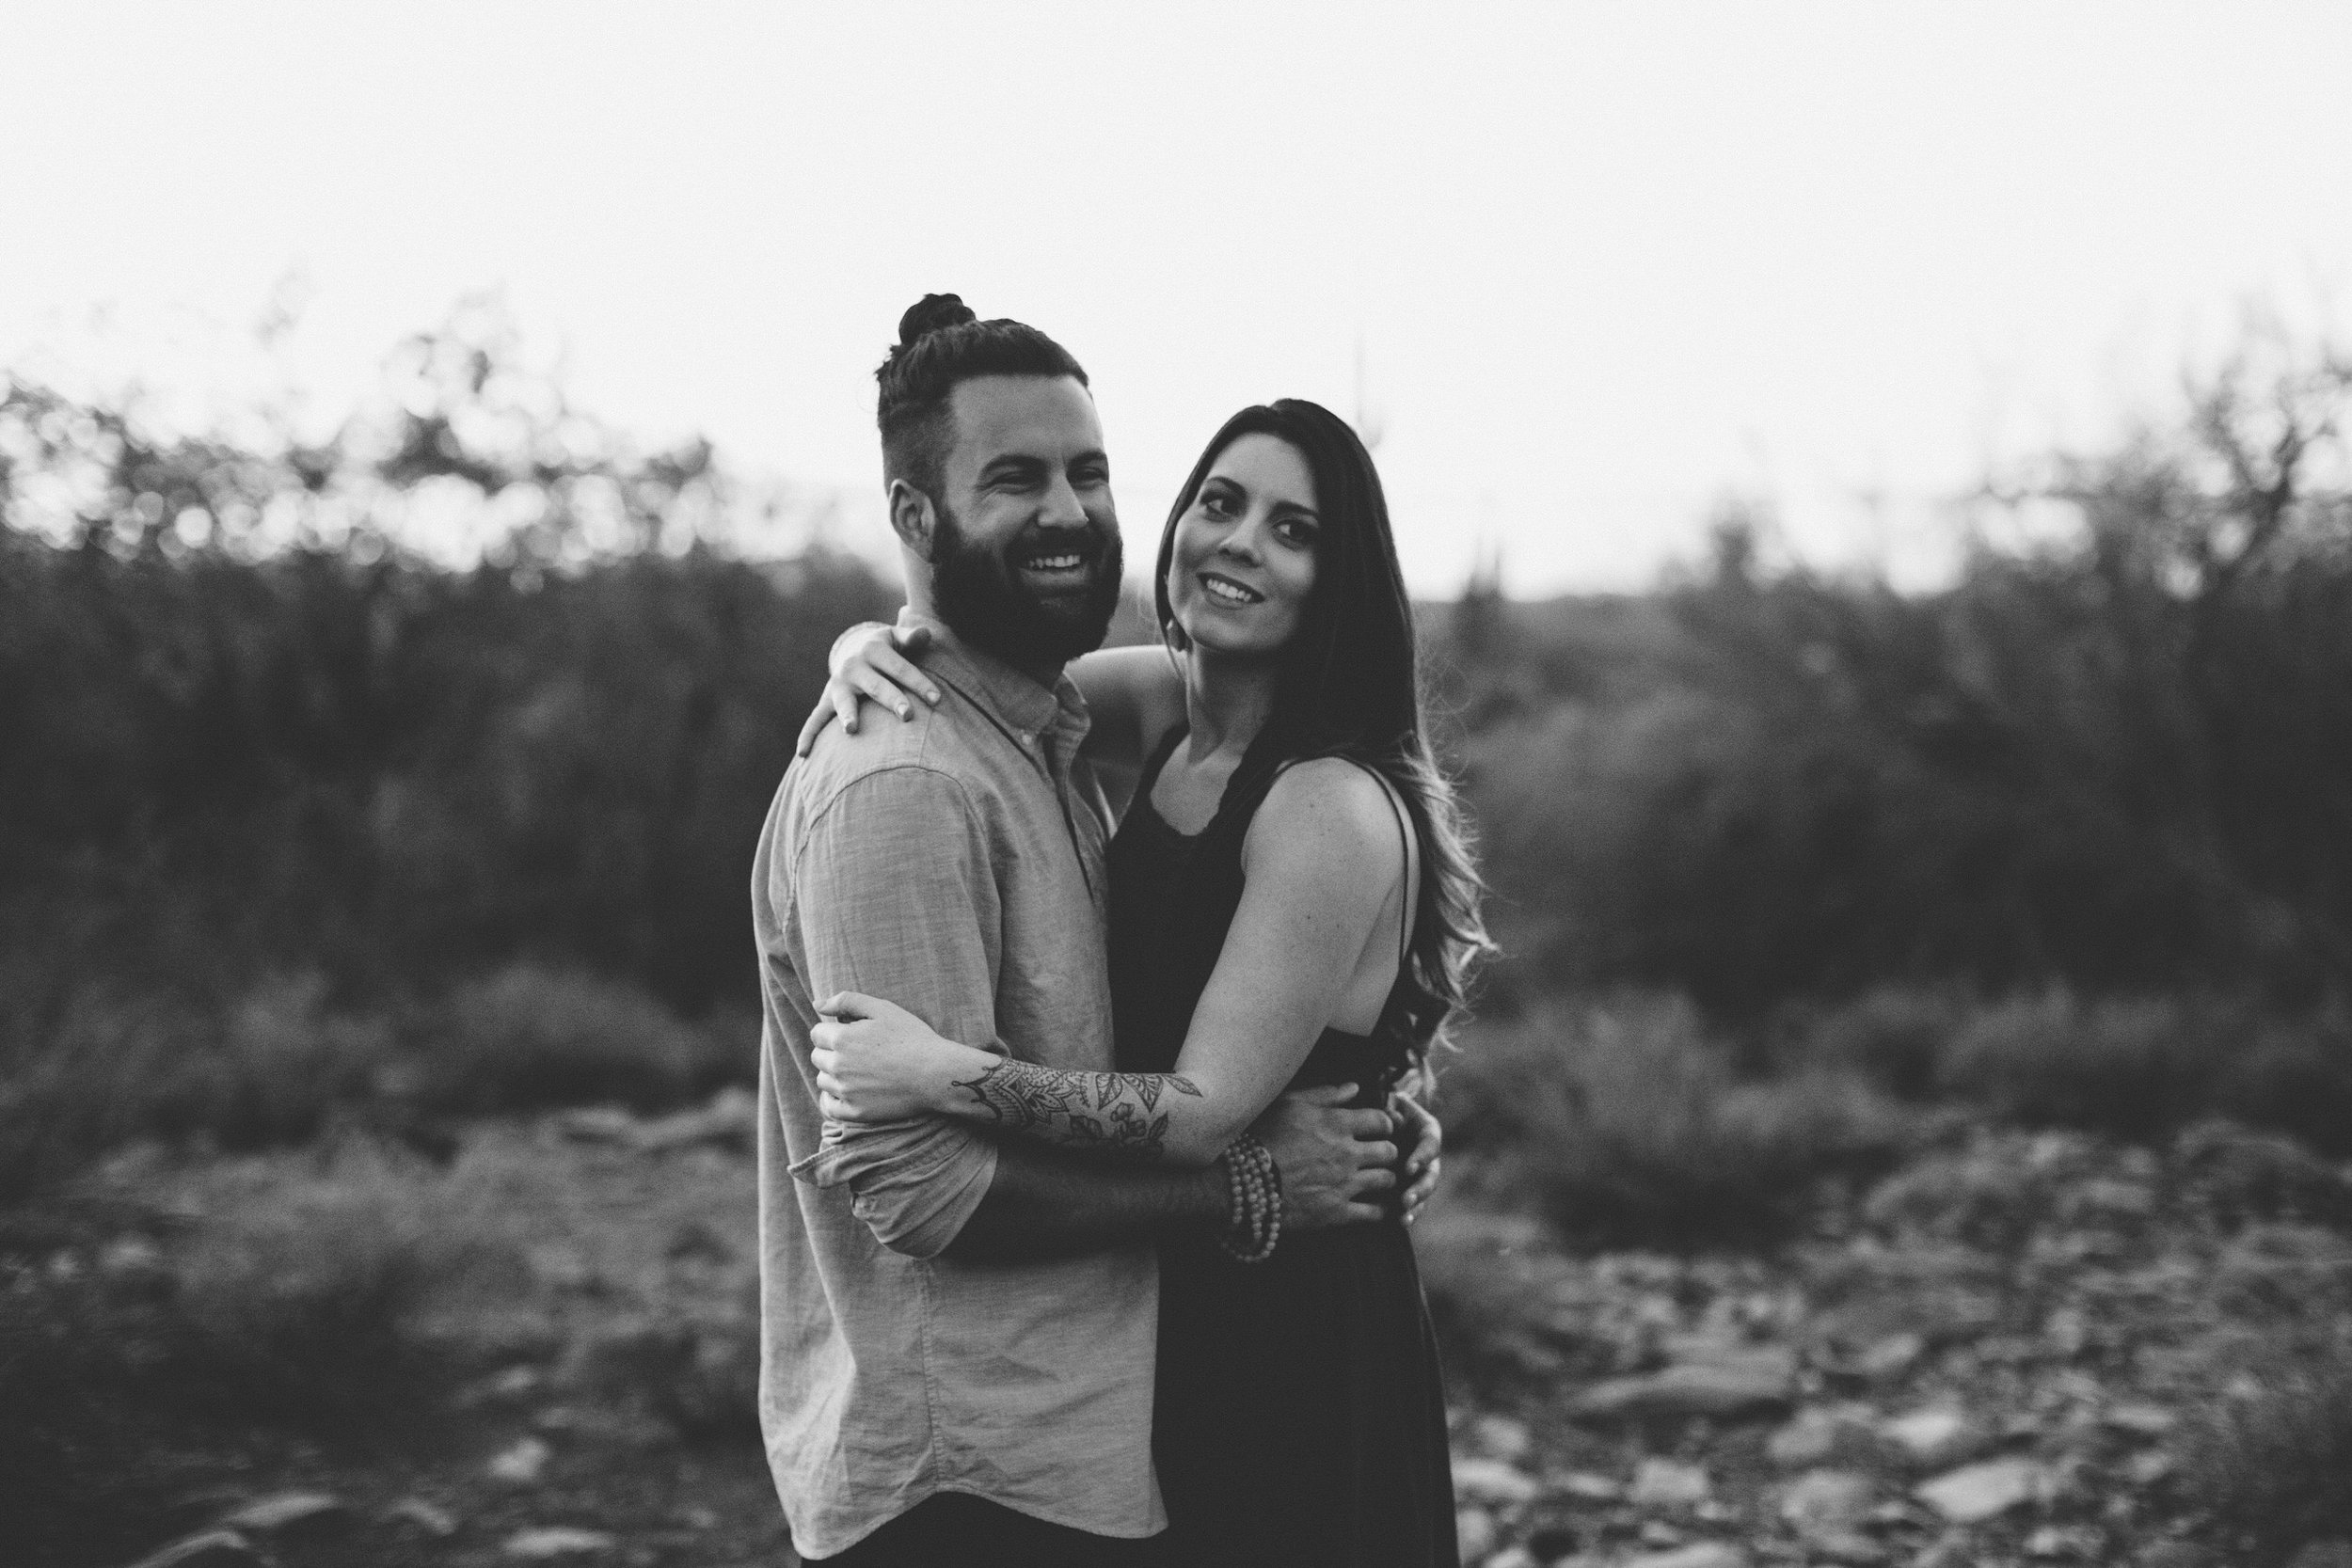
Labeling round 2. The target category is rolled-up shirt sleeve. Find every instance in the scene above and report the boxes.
[781,765,1003,1259]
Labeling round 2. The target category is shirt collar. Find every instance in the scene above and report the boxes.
[901,610,1091,754]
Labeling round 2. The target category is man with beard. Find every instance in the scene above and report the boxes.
[751,296,1402,1566]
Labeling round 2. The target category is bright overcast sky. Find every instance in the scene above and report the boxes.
[5,4,2349,594]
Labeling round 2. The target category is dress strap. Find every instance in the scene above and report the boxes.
[1367,768,1418,977]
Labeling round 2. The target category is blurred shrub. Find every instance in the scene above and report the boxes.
[2184,1330,2352,1562]
[3,973,387,1202]
[0,1143,494,1562]
[1440,998,1915,1249]
[1785,987,1966,1101]
[407,961,737,1115]
[1937,992,2224,1139]
[1931,991,2352,1154]
[0,985,215,1203]
[0,963,748,1200]
[151,974,387,1149]
[1766,988,2352,1155]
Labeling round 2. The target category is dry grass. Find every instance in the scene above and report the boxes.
[1439,996,1915,1249]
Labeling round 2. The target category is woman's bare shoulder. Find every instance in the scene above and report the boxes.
[1248,758,1406,879]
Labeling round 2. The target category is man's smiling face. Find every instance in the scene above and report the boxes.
[928,373,1124,673]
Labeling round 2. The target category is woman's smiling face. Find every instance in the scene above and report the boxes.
[1167,433,1320,660]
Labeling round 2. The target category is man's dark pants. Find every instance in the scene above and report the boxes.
[804,1492,1173,1567]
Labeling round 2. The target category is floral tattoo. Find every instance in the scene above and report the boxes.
[953,1060,1205,1159]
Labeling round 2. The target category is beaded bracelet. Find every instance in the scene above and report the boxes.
[1216,1133,1283,1263]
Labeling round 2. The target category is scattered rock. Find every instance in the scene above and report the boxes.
[2125,1449,2175,1487]
[1454,1456,1542,1507]
[1629,1458,1711,1509]
[1857,1331,1927,1379]
[1623,1544,1748,1568]
[461,1363,546,1407]
[568,1316,758,1437]
[1767,1403,1875,1468]
[215,1492,347,1537]
[385,1497,459,1537]
[1469,1411,1534,1462]
[555,1107,640,1145]
[487,1435,553,1484]
[1881,1404,1990,1469]
[1568,1361,1794,1425]
[1915,1457,2047,1523]
[1484,1548,1538,1568]
[1907,1532,1973,1568]
[2043,1306,2090,1356]
[2101,1402,2178,1439]
[1782,1468,1885,1561]
[1454,1505,1498,1561]
[2069,1177,2157,1223]
[121,1532,262,1568]
[1557,1470,1625,1502]
[1640,1519,1687,1545]
[632,1085,756,1155]
[556,1089,755,1155]
[1781,1468,1876,1535]
[502,1527,617,1559]
[2026,1524,2101,1560]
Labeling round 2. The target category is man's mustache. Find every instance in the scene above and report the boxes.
[1004,524,1117,564]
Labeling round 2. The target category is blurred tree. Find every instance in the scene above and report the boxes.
[0,307,896,1039]
[1438,330,2352,1011]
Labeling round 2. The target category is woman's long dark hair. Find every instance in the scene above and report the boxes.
[1153,399,1493,1065]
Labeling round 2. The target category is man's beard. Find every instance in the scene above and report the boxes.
[930,503,1124,673]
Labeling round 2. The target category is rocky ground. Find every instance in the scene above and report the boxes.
[16,1102,2352,1568]
[1420,1119,2352,1568]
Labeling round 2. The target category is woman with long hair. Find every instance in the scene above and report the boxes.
[803,399,1490,1567]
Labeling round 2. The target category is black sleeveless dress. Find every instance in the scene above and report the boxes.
[1108,728,1459,1568]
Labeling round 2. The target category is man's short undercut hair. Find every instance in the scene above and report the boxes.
[876,293,1089,504]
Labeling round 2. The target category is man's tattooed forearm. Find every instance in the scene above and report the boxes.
[951,1060,1204,1159]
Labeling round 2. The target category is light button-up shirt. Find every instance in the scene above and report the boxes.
[751,619,1159,1559]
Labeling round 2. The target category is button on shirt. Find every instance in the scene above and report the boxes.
[751,620,1161,1559]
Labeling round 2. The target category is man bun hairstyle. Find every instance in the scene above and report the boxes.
[896,292,977,344]
[876,293,1089,504]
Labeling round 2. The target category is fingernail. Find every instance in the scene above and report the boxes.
[925,690,940,704]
